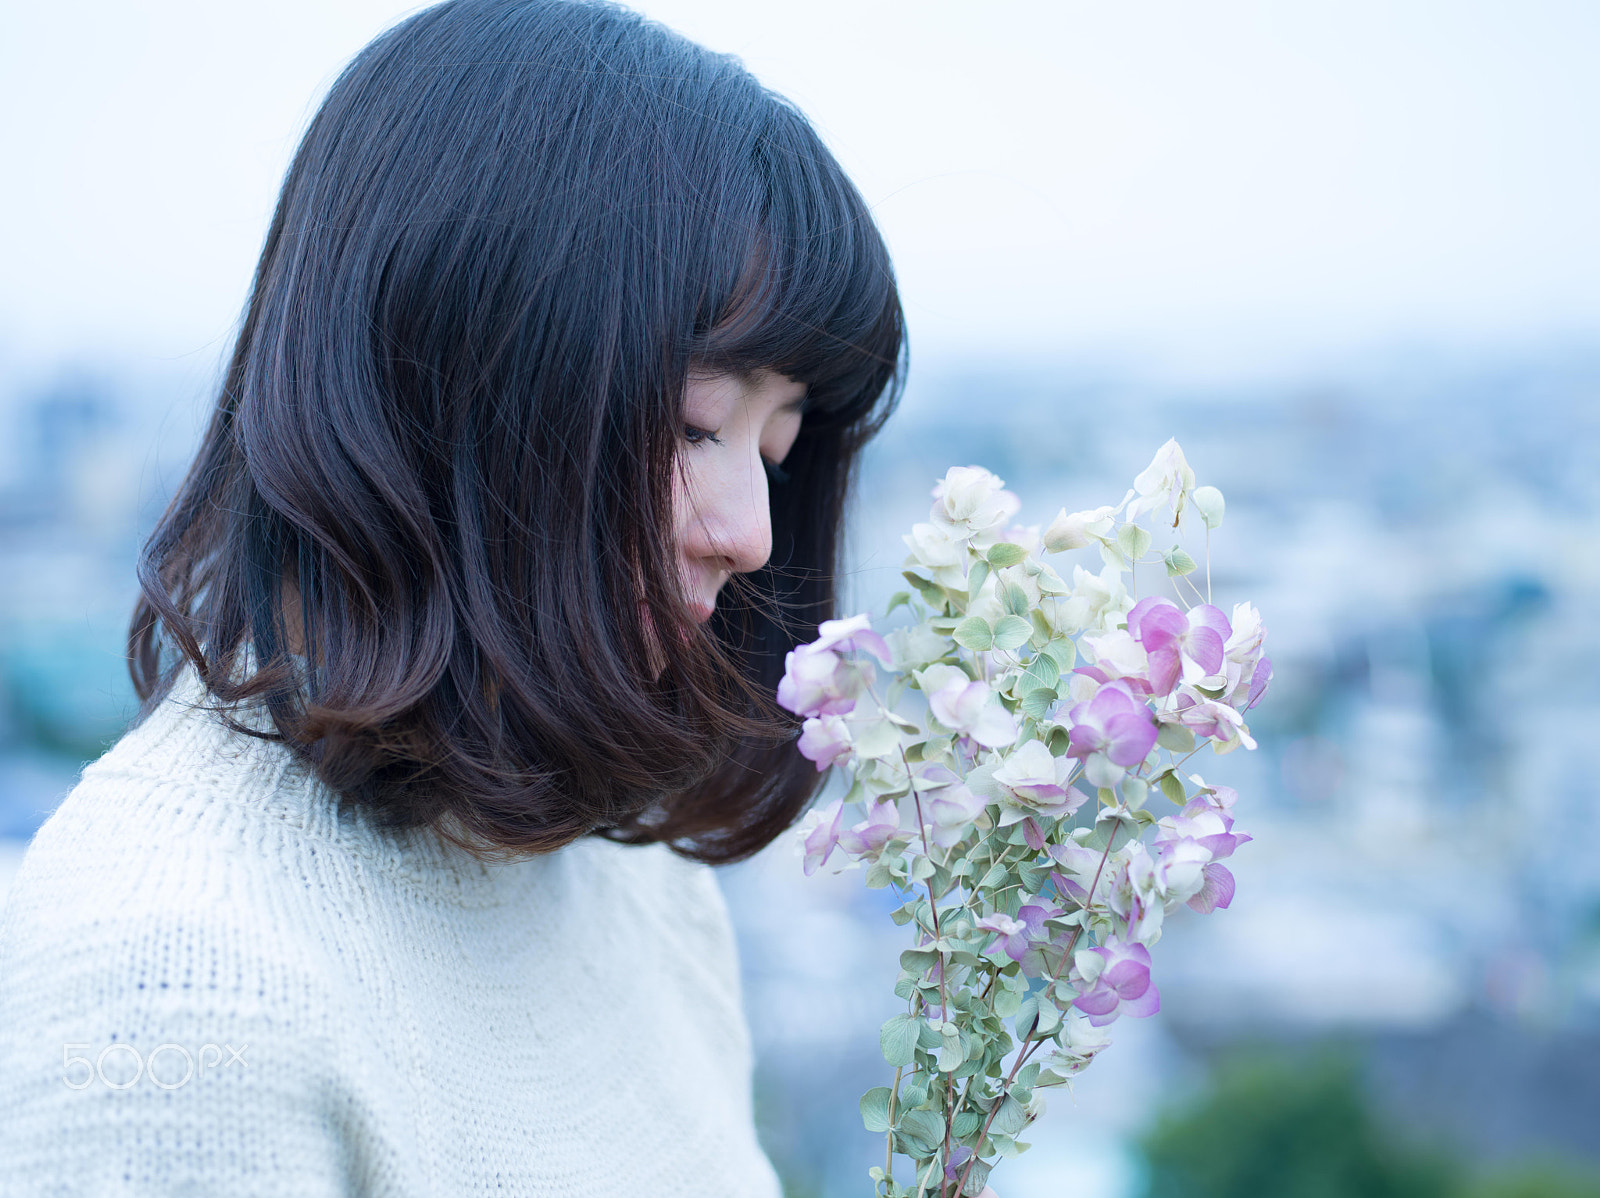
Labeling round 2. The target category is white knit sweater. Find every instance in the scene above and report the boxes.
[0,667,782,1197]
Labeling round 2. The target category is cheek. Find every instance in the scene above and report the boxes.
[669,453,709,568]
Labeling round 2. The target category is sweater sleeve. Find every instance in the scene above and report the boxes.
[0,873,383,1196]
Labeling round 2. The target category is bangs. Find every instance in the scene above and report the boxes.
[689,103,903,430]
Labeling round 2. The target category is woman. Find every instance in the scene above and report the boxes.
[0,1,904,1193]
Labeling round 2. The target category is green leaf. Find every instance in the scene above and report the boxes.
[886,590,913,615]
[1084,811,1136,853]
[880,1014,920,1067]
[1042,638,1077,672]
[1029,608,1055,645]
[1157,722,1196,753]
[952,1110,982,1139]
[1001,582,1030,616]
[1015,995,1040,1037]
[961,1157,992,1196]
[1033,1002,1062,1036]
[991,1094,1029,1136]
[1021,653,1061,692]
[901,948,940,973]
[860,1087,893,1133]
[903,571,947,609]
[852,717,903,760]
[1193,484,1225,529]
[1116,522,1152,562]
[1017,861,1049,894]
[896,1108,945,1154]
[1163,547,1198,577]
[1160,771,1187,805]
[900,1076,929,1109]
[865,861,894,889]
[987,542,1028,568]
[953,617,994,651]
[937,1027,965,1072]
[1019,688,1057,720]
[966,558,991,600]
[992,615,1033,651]
[978,862,1010,890]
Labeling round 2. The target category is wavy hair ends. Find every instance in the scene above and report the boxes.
[128,0,905,865]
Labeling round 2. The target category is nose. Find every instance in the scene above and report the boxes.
[693,454,773,577]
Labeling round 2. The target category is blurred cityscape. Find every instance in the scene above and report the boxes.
[2,347,1599,1195]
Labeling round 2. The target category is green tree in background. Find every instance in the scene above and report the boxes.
[1137,1048,1600,1198]
[1465,1163,1600,1198]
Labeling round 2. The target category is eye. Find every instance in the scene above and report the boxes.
[683,424,723,446]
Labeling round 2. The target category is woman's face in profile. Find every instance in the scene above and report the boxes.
[673,367,806,621]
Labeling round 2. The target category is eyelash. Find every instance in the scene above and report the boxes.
[683,425,790,485]
[683,424,722,447]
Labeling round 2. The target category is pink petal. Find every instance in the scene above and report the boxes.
[1184,626,1226,675]
[1104,710,1159,766]
[1073,984,1119,1017]
[1066,724,1104,759]
[1128,597,1186,649]
[1146,647,1181,696]
[1089,681,1144,720]
[1187,604,1232,642]
[1103,958,1151,998]
[802,799,844,876]
[1246,657,1273,709]
[1121,982,1161,1018]
[1186,862,1236,913]
[850,629,894,666]
[1022,818,1045,851]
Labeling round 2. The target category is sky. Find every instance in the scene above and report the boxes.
[3,0,1599,384]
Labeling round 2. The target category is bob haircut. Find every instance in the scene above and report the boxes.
[129,0,905,865]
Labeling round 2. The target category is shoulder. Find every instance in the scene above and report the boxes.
[0,835,364,1196]
[0,752,363,1075]
[1,698,357,1058]
[0,761,384,1194]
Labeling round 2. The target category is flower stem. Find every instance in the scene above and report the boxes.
[885,1064,903,1191]
[952,830,1120,1196]
[901,745,956,1195]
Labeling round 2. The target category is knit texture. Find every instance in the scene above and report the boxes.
[0,667,782,1197]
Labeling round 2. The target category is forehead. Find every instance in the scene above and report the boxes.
[683,368,807,412]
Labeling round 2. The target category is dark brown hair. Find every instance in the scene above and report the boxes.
[128,0,904,864]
